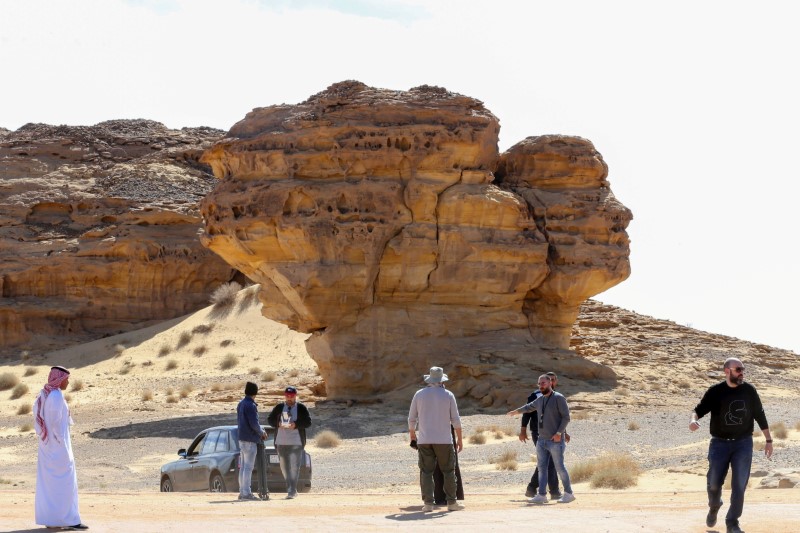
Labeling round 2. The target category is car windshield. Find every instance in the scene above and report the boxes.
[230,427,275,448]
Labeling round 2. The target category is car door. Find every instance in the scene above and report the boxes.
[190,429,223,490]
[172,432,206,490]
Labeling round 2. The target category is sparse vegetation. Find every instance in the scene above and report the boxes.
[177,331,192,349]
[315,430,342,448]
[239,284,260,309]
[210,383,223,392]
[220,339,234,348]
[113,344,126,357]
[166,395,178,404]
[772,421,788,439]
[248,367,261,375]
[19,423,33,432]
[468,432,487,445]
[490,450,518,470]
[141,389,153,402]
[142,360,153,367]
[71,379,85,392]
[192,323,215,335]
[210,281,242,309]
[627,421,640,431]
[180,384,194,398]
[794,421,800,431]
[64,393,72,402]
[289,368,300,378]
[165,359,178,371]
[23,367,38,377]
[166,387,175,396]
[571,452,641,489]
[0,372,20,391]
[118,366,131,376]
[193,345,208,357]
[17,403,32,415]
[158,345,171,357]
[220,353,238,370]
[262,371,277,382]
[11,383,29,399]
[616,388,630,397]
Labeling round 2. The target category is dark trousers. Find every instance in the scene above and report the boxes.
[433,451,464,503]
[707,436,753,527]
[528,435,560,495]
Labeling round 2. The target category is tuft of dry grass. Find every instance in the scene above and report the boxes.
[141,389,153,402]
[192,323,214,335]
[289,368,300,378]
[113,344,126,357]
[179,384,194,398]
[11,383,29,399]
[19,423,33,432]
[627,421,640,431]
[468,432,487,445]
[158,345,171,357]
[165,359,178,371]
[64,393,72,402]
[142,360,153,367]
[572,411,590,421]
[571,452,641,489]
[262,371,277,382]
[794,421,800,432]
[220,353,238,370]
[248,367,262,376]
[166,395,178,404]
[0,372,20,391]
[220,339,234,347]
[176,331,192,349]
[616,388,630,397]
[490,450,518,470]
[193,346,208,357]
[772,421,788,439]
[314,430,342,448]
[23,367,38,377]
[71,379,85,392]
[17,403,32,415]
[210,281,242,309]
[210,383,223,392]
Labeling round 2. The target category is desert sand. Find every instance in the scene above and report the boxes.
[1,289,798,532]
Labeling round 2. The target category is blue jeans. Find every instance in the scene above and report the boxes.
[529,435,560,495]
[277,445,303,495]
[238,441,257,497]
[707,436,753,526]
[536,439,572,496]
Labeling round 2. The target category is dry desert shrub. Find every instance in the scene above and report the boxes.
[248,367,261,376]
[468,432,487,445]
[141,389,154,402]
[571,411,590,421]
[220,353,238,370]
[210,383,223,392]
[0,477,11,484]
[0,372,20,391]
[23,367,38,377]
[118,366,131,376]
[220,339,234,347]
[158,345,171,357]
[17,403,32,415]
[180,384,194,398]
[571,452,641,489]
[210,281,242,309]
[192,323,214,335]
[166,359,178,371]
[490,450,518,471]
[166,395,178,404]
[627,421,640,431]
[11,383,29,399]
[772,421,788,439]
[141,360,153,367]
[794,421,800,432]
[176,331,192,349]
[262,371,277,382]
[113,344,126,357]
[289,368,300,378]
[71,379,85,392]
[315,430,342,448]
[64,394,72,402]
[239,284,260,310]
[616,388,630,397]
[19,423,33,432]
[193,346,208,357]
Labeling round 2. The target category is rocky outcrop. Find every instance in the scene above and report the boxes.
[0,120,236,356]
[200,81,632,404]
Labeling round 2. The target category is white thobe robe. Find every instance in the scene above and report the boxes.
[34,388,82,527]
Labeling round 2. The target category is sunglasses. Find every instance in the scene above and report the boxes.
[730,367,745,373]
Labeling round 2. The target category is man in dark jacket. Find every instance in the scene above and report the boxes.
[236,381,266,501]
[690,358,773,533]
[267,386,311,499]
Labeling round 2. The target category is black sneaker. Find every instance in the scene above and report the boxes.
[726,523,744,533]
[706,507,720,527]
[525,484,536,498]
[550,492,563,500]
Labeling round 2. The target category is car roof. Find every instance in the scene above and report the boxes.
[200,425,275,432]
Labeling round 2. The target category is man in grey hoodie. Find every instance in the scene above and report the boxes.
[507,374,575,504]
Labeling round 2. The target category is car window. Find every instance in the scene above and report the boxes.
[228,427,276,448]
[187,433,206,455]
[216,430,230,453]
[201,430,221,455]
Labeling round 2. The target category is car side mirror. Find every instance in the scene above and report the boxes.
[178,448,187,458]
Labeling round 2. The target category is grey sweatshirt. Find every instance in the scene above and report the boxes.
[515,391,570,440]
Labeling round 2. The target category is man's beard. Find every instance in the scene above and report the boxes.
[732,374,744,385]
[539,386,552,395]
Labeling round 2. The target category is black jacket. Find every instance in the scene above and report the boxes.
[267,402,312,447]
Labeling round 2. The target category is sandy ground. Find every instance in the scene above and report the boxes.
[2,289,799,532]
[2,490,800,533]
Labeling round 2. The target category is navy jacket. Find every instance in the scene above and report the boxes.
[237,396,263,443]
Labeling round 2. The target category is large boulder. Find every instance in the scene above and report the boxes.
[200,81,632,404]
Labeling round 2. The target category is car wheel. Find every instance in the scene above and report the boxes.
[160,477,173,492]
[209,472,226,493]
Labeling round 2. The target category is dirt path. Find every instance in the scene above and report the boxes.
[2,490,799,533]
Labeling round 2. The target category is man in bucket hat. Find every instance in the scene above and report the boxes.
[408,366,464,512]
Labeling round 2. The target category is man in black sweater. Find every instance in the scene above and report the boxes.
[690,357,773,533]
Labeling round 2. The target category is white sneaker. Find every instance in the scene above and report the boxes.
[422,503,434,512]
[447,502,465,511]
[529,494,548,504]
[557,492,576,504]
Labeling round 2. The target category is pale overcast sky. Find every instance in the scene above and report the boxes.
[2,0,798,353]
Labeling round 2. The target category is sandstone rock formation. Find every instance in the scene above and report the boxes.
[0,120,236,357]
[200,81,632,405]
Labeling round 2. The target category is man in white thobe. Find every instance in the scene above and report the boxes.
[33,366,88,530]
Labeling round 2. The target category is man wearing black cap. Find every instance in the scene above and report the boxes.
[237,382,267,501]
[268,386,311,499]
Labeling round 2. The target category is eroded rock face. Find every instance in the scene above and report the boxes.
[200,81,632,404]
[0,120,236,356]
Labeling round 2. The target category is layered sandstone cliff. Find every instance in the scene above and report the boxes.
[0,120,236,356]
[200,81,632,405]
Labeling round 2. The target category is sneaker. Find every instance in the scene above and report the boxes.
[240,494,260,501]
[706,507,720,527]
[421,503,434,512]
[528,494,548,504]
[261,493,270,501]
[726,524,743,533]
[447,502,465,511]
[557,492,576,504]
[286,493,297,499]
[525,484,536,498]
[550,492,563,500]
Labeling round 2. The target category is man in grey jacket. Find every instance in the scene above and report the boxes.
[409,366,464,512]
[507,374,575,504]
